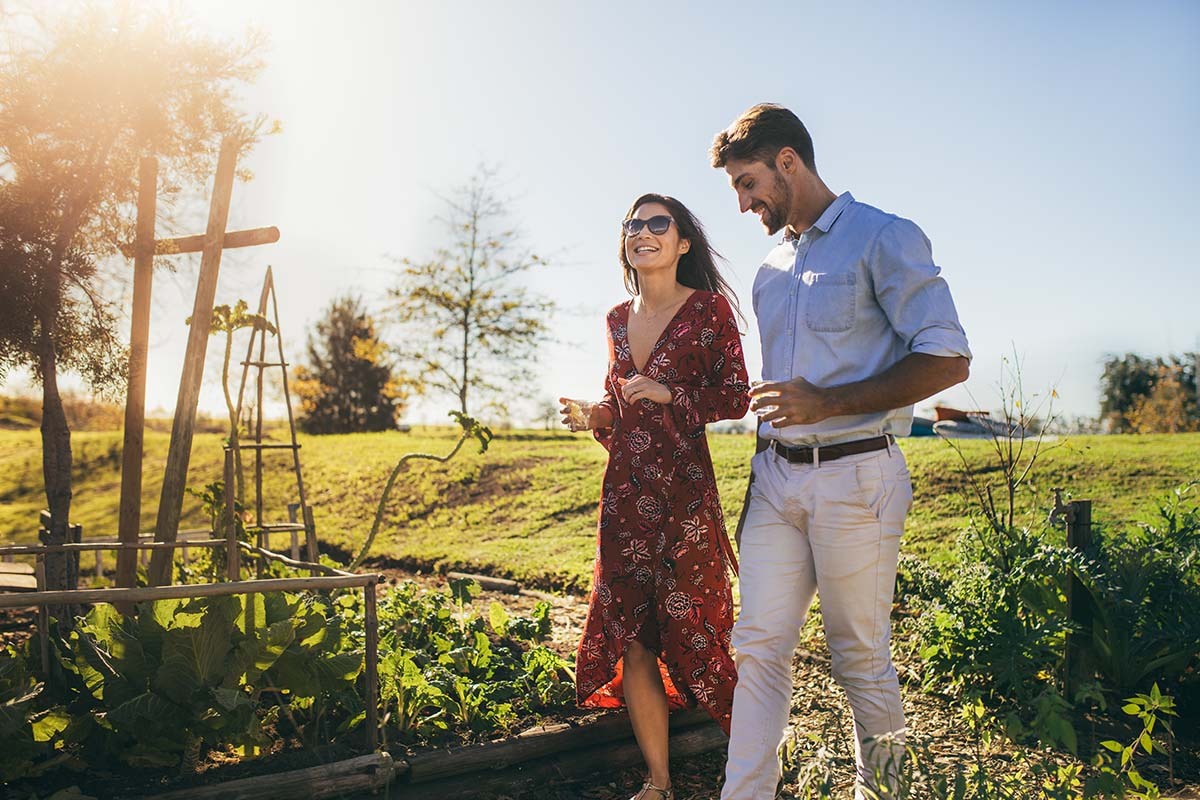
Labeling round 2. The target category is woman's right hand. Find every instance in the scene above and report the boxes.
[558,397,614,431]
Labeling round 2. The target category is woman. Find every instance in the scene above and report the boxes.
[560,194,750,800]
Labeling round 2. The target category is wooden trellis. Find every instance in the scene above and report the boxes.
[231,266,318,567]
[114,137,280,587]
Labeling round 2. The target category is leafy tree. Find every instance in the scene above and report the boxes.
[293,295,406,434]
[0,5,268,590]
[1127,367,1199,434]
[1100,352,1197,433]
[387,169,556,418]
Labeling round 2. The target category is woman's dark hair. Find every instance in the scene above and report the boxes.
[618,193,742,322]
[709,103,816,172]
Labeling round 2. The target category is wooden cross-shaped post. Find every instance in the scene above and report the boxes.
[115,137,280,588]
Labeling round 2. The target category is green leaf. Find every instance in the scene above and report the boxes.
[1100,740,1124,752]
[1139,731,1154,753]
[154,608,235,703]
[1122,703,1141,716]
[488,601,509,636]
[269,651,320,700]
[106,692,178,730]
[449,577,480,606]
[314,652,363,686]
[235,593,266,635]
[30,707,71,743]
[211,686,251,714]
[230,618,296,687]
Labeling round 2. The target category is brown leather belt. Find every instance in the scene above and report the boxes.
[769,435,892,464]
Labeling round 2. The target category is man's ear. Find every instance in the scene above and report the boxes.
[776,147,799,174]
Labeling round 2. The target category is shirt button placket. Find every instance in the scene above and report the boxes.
[786,240,805,338]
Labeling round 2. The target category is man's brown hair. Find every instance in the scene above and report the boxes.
[709,103,816,172]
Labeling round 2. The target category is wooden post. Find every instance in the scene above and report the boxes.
[364,579,379,752]
[149,138,239,586]
[68,523,81,591]
[35,555,49,675]
[117,157,158,590]
[255,292,267,529]
[1064,499,1093,700]
[288,503,301,561]
[225,448,240,582]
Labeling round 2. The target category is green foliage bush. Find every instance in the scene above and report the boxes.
[909,484,1199,711]
[901,483,1199,796]
[0,578,574,785]
[372,576,573,744]
[1082,485,1200,705]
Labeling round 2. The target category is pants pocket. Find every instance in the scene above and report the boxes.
[854,458,912,525]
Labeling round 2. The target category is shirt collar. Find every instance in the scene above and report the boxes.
[784,191,854,242]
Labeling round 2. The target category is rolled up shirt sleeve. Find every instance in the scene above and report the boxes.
[870,218,972,361]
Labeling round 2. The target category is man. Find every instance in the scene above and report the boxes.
[710,104,971,799]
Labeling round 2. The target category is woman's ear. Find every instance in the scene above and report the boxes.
[679,239,691,254]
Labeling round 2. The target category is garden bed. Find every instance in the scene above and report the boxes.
[4,563,1198,800]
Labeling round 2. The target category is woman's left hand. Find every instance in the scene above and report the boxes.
[617,375,672,405]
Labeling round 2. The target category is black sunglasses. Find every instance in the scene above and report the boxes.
[622,215,674,236]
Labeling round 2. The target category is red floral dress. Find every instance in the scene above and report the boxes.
[575,290,750,735]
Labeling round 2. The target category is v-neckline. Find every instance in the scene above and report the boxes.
[624,290,698,374]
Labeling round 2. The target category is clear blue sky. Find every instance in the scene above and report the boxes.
[9,1,1199,424]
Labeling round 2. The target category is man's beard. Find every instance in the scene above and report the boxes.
[762,173,791,235]
[762,205,786,235]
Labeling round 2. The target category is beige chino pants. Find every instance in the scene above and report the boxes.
[721,444,912,800]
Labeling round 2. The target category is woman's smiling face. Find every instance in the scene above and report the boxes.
[623,201,689,276]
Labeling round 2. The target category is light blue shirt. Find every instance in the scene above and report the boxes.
[753,191,971,446]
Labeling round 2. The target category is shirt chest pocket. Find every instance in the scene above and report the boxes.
[804,271,857,332]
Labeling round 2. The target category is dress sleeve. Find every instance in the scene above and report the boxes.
[592,384,618,450]
[665,294,750,431]
[592,315,620,451]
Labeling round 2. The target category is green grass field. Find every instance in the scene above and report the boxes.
[1,428,1196,592]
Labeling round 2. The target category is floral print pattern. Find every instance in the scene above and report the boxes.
[575,291,750,735]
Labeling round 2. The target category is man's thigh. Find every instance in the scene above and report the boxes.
[807,450,912,654]
[735,451,819,643]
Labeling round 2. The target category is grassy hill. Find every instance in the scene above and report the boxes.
[1,428,1196,592]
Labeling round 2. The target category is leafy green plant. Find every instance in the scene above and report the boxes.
[912,525,1078,707]
[371,578,572,745]
[0,646,74,782]
[1081,485,1200,702]
[1089,684,1177,799]
[39,591,361,770]
[182,479,249,581]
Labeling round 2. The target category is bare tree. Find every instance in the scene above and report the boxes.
[387,169,556,419]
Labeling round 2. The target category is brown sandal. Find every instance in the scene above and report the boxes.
[630,780,674,800]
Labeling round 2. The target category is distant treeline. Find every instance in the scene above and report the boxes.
[0,394,227,434]
[1100,351,1199,433]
